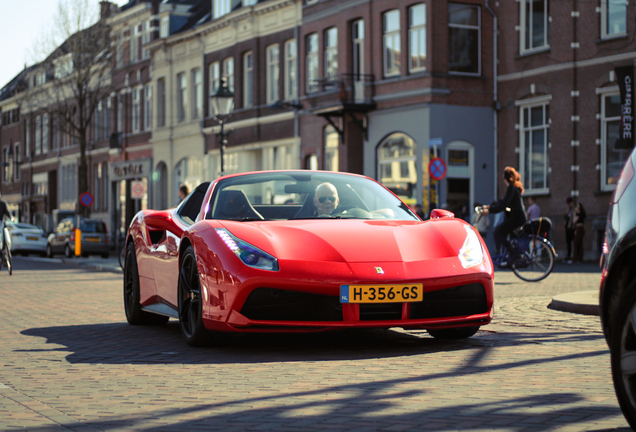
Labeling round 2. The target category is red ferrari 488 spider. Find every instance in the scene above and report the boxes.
[123,170,494,346]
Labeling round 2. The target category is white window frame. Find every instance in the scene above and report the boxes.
[144,83,152,130]
[266,45,280,104]
[243,51,254,108]
[601,0,627,39]
[130,25,138,64]
[160,17,169,38]
[209,61,220,96]
[132,87,140,132]
[143,20,152,59]
[306,33,318,94]
[324,28,338,79]
[177,72,187,122]
[35,115,41,155]
[214,0,231,19]
[284,39,297,101]
[409,4,426,73]
[519,0,549,55]
[383,10,401,78]
[223,57,234,92]
[192,68,202,119]
[516,95,551,195]
[448,3,481,75]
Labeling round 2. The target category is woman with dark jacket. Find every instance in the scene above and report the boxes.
[482,167,527,260]
[572,202,586,263]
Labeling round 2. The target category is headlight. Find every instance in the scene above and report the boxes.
[458,225,484,268]
[216,228,279,271]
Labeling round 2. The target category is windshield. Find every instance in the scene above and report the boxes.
[206,171,418,221]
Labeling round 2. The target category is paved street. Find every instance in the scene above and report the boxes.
[0,257,630,431]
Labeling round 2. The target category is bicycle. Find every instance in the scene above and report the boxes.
[0,220,13,276]
[475,207,556,282]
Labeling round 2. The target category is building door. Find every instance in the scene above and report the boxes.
[445,140,474,220]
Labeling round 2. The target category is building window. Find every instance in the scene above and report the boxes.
[324,27,338,79]
[209,61,220,97]
[102,162,108,211]
[243,51,253,108]
[160,17,169,38]
[35,115,41,155]
[324,125,339,171]
[266,45,279,104]
[25,118,30,157]
[306,33,318,93]
[116,33,123,67]
[94,163,102,212]
[409,4,426,72]
[214,0,231,19]
[192,68,202,119]
[284,39,297,100]
[130,25,138,64]
[3,147,13,183]
[518,100,550,193]
[223,57,234,92]
[377,133,417,203]
[157,78,166,127]
[383,10,401,78]
[520,0,549,54]
[42,113,48,153]
[105,97,111,137]
[143,20,152,59]
[601,92,629,190]
[117,93,124,132]
[132,87,140,132]
[144,83,152,130]
[448,3,480,75]
[95,101,102,141]
[14,144,20,181]
[601,0,627,39]
[177,72,187,122]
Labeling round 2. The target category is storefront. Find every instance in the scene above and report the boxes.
[108,158,152,238]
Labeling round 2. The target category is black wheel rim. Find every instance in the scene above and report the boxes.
[179,252,201,339]
[123,248,135,317]
[619,305,636,411]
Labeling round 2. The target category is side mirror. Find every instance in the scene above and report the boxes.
[144,211,183,237]
[430,209,455,219]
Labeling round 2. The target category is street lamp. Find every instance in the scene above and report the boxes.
[210,77,234,175]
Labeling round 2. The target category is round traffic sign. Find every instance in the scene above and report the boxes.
[79,192,94,207]
[429,157,447,181]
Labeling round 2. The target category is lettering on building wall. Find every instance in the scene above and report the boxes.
[616,66,635,150]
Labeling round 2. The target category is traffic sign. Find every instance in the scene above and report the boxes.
[429,158,447,181]
[79,192,94,207]
[131,180,146,199]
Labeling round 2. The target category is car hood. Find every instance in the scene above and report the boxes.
[217,219,465,263]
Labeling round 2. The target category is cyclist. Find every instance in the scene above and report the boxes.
[481,166,527,265]
[0,192,14,254]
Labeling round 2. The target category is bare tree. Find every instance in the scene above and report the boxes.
[21,0,113,217]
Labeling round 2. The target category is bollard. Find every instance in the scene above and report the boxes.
[75,228,81,256]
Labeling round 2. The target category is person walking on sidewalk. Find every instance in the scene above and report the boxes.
[572,202,586,263]
[565,197,575,263]
[526,196,540,220]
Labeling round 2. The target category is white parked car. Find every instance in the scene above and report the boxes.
[6,222,48,256]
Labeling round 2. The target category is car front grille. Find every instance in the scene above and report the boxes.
[409,283,488,319]
[240,288,343,321]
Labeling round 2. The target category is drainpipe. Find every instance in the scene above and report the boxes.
[485,1,498,203]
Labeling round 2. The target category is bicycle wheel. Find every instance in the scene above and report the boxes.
[512,237,554,282]
[3,244,12,276]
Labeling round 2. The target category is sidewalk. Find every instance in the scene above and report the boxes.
[24,254,123,274]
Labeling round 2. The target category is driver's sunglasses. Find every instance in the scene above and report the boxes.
[318,196,337,204]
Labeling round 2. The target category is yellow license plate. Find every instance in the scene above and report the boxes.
[340,284,423,303]
[27,237,39,241]
[86,237,99,242]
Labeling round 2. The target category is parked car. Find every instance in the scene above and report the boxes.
[599,146,636,429]
[5,222,48,256]
[46,217,109,258]
[123,171,494,346]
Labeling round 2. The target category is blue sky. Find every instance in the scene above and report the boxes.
[0,0,129,89]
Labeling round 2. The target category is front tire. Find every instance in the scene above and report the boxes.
[610,281,636,429]
[123,242,169,326]
[46,244,53,258]
[64,243,72,258]
[427,326,480,339]
[178,246,216,346]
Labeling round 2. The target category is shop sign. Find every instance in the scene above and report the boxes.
[616,66,635,150]
[109,159,152,181]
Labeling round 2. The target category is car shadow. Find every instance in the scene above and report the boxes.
[20,321,607,365]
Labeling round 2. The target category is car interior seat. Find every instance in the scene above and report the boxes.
[293,192,317,218]
[214,189,264,220]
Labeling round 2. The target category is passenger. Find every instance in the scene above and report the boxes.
[313,182,340,216]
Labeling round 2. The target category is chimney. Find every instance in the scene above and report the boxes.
[100,1,113,21]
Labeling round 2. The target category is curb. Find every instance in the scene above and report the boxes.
[548,290,599,316]
[60,258,123,275]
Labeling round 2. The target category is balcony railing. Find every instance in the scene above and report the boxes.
[306,73,375,112]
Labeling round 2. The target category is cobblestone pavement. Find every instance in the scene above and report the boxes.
[0,258,630,431]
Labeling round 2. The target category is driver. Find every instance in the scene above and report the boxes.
[314,182,340,216]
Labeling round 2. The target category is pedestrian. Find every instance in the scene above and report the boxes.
[526,196,540,220]
[178,184,189,203]
[572,201,586,263]
[413,203,425,220]
[471,202,490,239]
[564,197,575,263]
